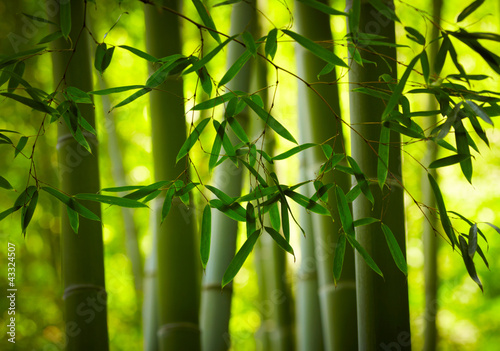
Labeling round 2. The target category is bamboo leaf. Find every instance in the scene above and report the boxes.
[298,0,348,16]
[346,234,383,277]
[311,183,334,202]
[242,31,257,56]
[0,176,14,190]
[0,207,21,222]
[42,186,100,221]
[67,206,79,233]
[191,91,243,110]
[428,173,457,248]
[347,156,374,206]
[240,159,268,187]
[8,61,25,92]
[119,45,158,62]
[222,230,260,288]
[66,86,93,104]
[346,184,361,202]
[74,194,148,208]
[112,87,152,110]
[265,28,278,60]
[146,58,190,88]
[21,190,38,234]
[421,49,430,84]
[183,36,235,75]
[265,226,295,259]
[14,136,28,158]
[269,202,280,231]
[0,93,56,114]
[123,181,170,200]
[192,0,222,44]
[468,223,478,259]
[219,50,252,87]
[284,190,329,215]
[429,154,471,168]
[209,120,224,170]
[281,200,290,242]
[382,54,420,120]
[161,187,176,224]
[60,0,71,39]
[333,234,346,284]
[22,12,55,25]
[200,204,212,269]
[405,26,425,45]
[465,100,493,125]
[381,223,407,275]
[246,203,256,239]
[176,118,211,163]
[227,117,249,144]
[434,35,450,76]
[272,143,316,160]
[377,126,390,189]
[242,97,297,143]
[336,185,355,237]
[485,222,500,235]
[353,217,380,227]
[368,0,400,22]
[94,43,107,74]
[89,85,146,95]
[458,235,483,291]
[457,0,484,22]
[282,29,348,68]
[455,120,473,183]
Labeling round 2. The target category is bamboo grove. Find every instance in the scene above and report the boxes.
[1,0,500,350]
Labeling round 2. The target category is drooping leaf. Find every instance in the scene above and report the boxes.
[368,0,400,22]
[242,97,297,143]
[284,190,329,216]
[222,229,260,288]
[219,49,253,87]
[146,58,190,88]
[428,173,457,248]
[183,36,236,75]
[298,0,348,16]
[227,117,249,144]
[468,223,478,259]
[192,0,222,44]
[434,35,450,76]
[405,26,425,45]
[200,204,212,269]
[191,91,243,110]
[8,61,25,92]
[269,202,281,232]
[246,203,256,239]
[458,235,483,291]
[272,143,316,160]
[347,156,374,206]
[242,31,257,57]
[112,88,152,110]
[381,223,407,275]
[119,45,158,62]
[60,0,71,39]
[41,186,100,221]
[346,234,383,277]
[282,29,348,68]
[265,28,278,60]
[123,181,170,200]
[0,176,14,190]
[22,12,55,25]
[335,185,355,237]
[21,190,38,234]
[465,100,493,125]
[88,85,146,95]
[333,234,346,284]
[161,187,176,224]
[421,49,430,84]
[353,217,380,227]
[74,193,148,208]
[209,120,224,170]
[485,222,500,235]
[94,43,107,74]
[457,0,485,22]
[67,206,79,233]
[377,126,390,189]
[14,136,28,158]
[0,207,21,221]
[382,54,420,120]
[0,93,56,114]
[428,154,471,168]
[454,119,473,183]
[311,182,334,202]
[265,226,295,259]
[66,86,93,104]
[281,200,290,242]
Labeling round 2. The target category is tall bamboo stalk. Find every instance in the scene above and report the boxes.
[346,0,411,349]
[49,1,109,349]
[200,2,255,350]
[144,2,200,350]
[422,0,443,349]
[295,1,357,349]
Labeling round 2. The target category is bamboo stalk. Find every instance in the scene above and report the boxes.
[49,1,109,349]
[295,1,357,349]
[346,1,411,349]
[144,1,200,350]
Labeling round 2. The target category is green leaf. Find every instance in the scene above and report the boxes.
[457,0,484,22]
[272,143,316,160]
[335,186,354,237]
[353,217,380,227]
[88,85,146,95]
[243,97,297,143]
[176,118,211,163]
[213,0,243,6]
[281,200,290,242]
[458,235,483,291]
[269,202,281,232]
[94,43,107,74]
[405,26,425,45]
[60,0,71,39]
[347,156,374,206]
[282,29,348,68]
[200,204,212,269]
[285,190,329,216]
[421,49,430,84]
[381,223,407,275]
[14,136,28,158]
[22,12,55,25]
[219,49,252,88]
[382,54,420,120]
[67,206,79,233]
[311,183,334,202]
[0,93,56,114]
[227,117,249,144]
[146,58,190,88]
[368,0,400,22]
[455,120,473,183]
[21,190,38,234]
[41,186,100,221]
[485,222,500,235]
[112,88,152,110]
[123,181,170,200]
[377,126,390,189]
[0,176,14,190]
[192,0,222,44]
[240,159,269,187]
[434,36,450,76]
[209,120,224,170]
[119,45,158,62]
[246,203,256,239]
[161,187,176,223]
[298,0,348,16]
[192,91,243,110]
[428,174,457,248]
[74,193,148,208]
[465,100,493,125]
[66,86,93,104]
[8,61,25,92]
[184,36,235,75]
[0,207,21,222]
[468,223,478,259]
[242,31,257,57]
[333,234,346,284]
[265,28,278,60]
[101,46,115,73]
[429,154,471,168]
[346,234,383,277]
[222,229,260,288]
[265,226,295,259]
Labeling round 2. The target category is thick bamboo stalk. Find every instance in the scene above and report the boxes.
[200,2,255,351]
[346,1,411,349]
[422,0,443,349]
[144,2,200,350]
[295,1,357,349]
[49,1,109,350]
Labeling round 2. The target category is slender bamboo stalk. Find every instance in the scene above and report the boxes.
[422,0,443,349]
[200,2,255,350]
[346,1,411,349]
[295,1,357,349]
[144,2,200,350]
[49,1,109,349]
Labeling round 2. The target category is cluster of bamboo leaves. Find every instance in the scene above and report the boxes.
[1,0,500,290]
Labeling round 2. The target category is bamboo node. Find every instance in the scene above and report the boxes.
[63,284,107,300]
